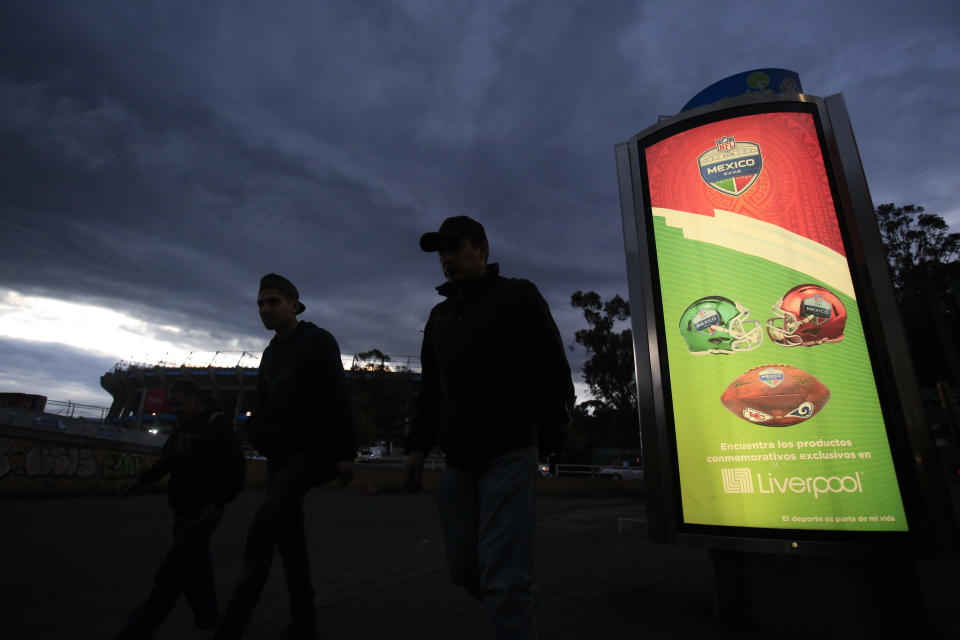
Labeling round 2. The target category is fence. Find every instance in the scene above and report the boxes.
[44,400,110,422]
[555,464,644,479]
[354,460,643,479]
[354,456,445,471]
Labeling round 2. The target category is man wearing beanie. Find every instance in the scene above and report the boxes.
[404,217,575,639]
[216,273,356,640]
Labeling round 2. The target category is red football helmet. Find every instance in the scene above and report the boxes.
[766,284,846,347]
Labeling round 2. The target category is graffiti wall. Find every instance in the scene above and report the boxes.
[0,425,267,497]
[0,434,162,496]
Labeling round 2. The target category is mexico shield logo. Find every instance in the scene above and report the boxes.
[698,136,762,196]
[801,294,832,324]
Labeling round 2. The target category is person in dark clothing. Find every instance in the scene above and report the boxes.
[215,273,356,640]
[404,216,575,640]
[117,378,245,640]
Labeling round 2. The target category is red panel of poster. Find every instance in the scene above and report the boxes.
[645,112,844,255]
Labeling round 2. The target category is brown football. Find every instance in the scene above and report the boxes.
[720,364,830,427]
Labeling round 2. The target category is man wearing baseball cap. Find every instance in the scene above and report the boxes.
[405,216,575,639]
[216,273,356,640]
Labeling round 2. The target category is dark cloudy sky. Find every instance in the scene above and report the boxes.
[1,0,957,409]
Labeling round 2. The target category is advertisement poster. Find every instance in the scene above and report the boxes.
[644,111,908,531]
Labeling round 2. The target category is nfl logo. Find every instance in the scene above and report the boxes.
[697,136,763,196]
[716,136,735,154]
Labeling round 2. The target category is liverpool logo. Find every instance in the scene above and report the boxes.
[698,136,762,196]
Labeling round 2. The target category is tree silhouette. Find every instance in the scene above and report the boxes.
[570,291,635,414]
[875,202,960,307]
[348,349,414,453]
[352,348,392,372]
[568,291,641,456]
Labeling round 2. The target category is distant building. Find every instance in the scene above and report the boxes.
[100,362,260,428]
[99,354,422,435]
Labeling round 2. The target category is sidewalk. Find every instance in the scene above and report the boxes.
[2,483,958,639]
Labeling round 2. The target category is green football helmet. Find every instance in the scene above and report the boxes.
[678,296,762,355]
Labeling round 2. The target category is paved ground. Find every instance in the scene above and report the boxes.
[3,482,959,639]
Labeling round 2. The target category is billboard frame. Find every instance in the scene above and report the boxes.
[615,92,955,556]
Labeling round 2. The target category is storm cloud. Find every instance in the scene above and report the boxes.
[1,0,957,405]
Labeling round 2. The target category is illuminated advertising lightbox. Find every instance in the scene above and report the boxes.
[639,106,908,533]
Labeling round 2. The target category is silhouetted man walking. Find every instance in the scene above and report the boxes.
[118,378,245,639]
[216,273,356,640]
[405,217,574,639]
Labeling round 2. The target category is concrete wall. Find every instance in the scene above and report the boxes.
[341,465,645,498]
[1,417,642,499]
[0,423,268,498]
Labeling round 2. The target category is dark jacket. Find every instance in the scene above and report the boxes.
[245,321,356,464]
[139,408,246,511]
[408,264,575,469]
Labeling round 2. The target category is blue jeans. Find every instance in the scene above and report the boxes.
[436,446,539,640]
[117,506,222,639]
